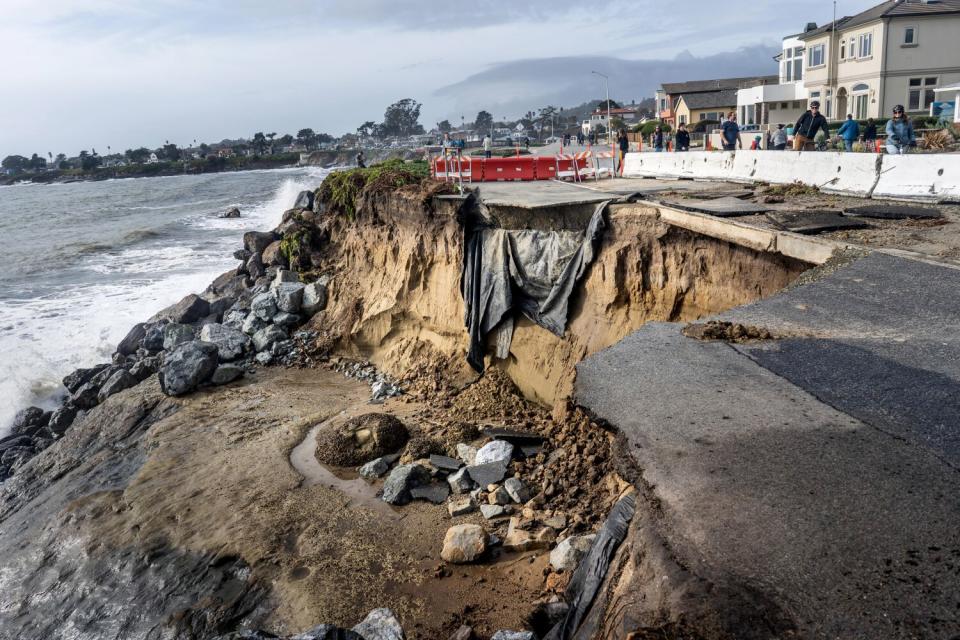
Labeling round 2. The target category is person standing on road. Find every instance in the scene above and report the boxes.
[793,101,827,150]
[864,118,878,151]
[617,129,630,173]
[885,105,915,155]
[720,112,741,151]
[675,123,690,151]
[837,114,860,152]
[771,124,788,150]
[653,126,664,152]
[482,134,492,159]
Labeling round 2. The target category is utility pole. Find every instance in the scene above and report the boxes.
[592,70,614,171]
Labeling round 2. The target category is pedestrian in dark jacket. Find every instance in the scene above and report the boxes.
[675,124,690,151]
[617,129,630,173]
[793,101,828,150]
[653,126,664,152]
[863,119,878,151]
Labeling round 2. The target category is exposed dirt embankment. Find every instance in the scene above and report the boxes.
[307,191,809,410]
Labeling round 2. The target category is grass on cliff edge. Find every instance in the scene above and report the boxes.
[316,159,431,218]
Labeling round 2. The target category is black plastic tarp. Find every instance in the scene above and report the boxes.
[461,201,607,372]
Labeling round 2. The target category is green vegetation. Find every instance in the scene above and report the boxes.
[316,159,430,219]
[468,148,532,157]
[637,121,672,135]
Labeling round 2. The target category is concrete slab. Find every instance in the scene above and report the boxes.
[474,181,616,209]
[661,196,770,217]
[575,252,960,636]
[844,203,944,219]
[765,210,871,234]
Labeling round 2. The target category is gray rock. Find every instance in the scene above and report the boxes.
[474,440,514,466]
[206,296,233,320]
[254,351,273,366]
[465,461,507,487]
[488,485,511,505]
[381,463,431,505]
[220,207,241,219]
[163,323,195,351]
[274,282,305,314]
[159,341,218,396]
[210,364,245,385]
[504,477,531,504]
[447,467,475,494]
[490,632,534,640]
[246,253,265,280]
[456,443,478,466]
[371,380,400,402]
[549,534,596,572]
[448,498,476,517]
[129,358,158,382]
[12,407,45,434]
[142,323,166,351]
[62,364,110,394]
[242,313,268,336]
[97,369,138,403]
[430,454,462,472]
[233,248,252,261]
[252,325,288,352]
[480,504,509,520]
[71,381,102,410]
[270,339,295,357]
[359,455,395,479]
[292,624,363,640]
[301,278,329,316]
[410,483,450,504]
[199,323,252,361]
[48,404,77,435]
[293,190,314,210]
[272,269,299,287]
[223,309,247,331]
[243,231,275,254]
[272,311,301,328]
[116,323,146,356]
[351,608,404,640]
[250,292,278,322]
[262,240,286,267]
[157,294,210,324]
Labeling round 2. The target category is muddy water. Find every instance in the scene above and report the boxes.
[289,409,400,520]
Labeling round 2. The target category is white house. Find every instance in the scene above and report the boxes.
[146,153,160,164]
[736,34,810,126]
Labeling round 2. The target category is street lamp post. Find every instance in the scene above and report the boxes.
[592,70,614,172]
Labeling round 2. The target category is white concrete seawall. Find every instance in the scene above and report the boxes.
[623,150,960,203]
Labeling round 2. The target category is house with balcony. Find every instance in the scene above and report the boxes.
[798,0,960,120]
[736,33,811,127]
[656,76,778,126]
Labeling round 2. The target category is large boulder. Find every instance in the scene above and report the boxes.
[154,294,210,324]
[11,407,46,435]
[293,190,315,210]
[262,241,287,267]
[301,278,329,316]
[62,364,110,394]
[142,322,167,352]
[210,364,245,385]
[220,207,241,219]
[315,413,409,467]
[250,292,278,322]
[163,323,195,351]
[252,325,287,352]
[242,313,268,336]
[246,253,266,280]
[159,341,218,396]
[381,464,431,505]
[274,282,305,314]
[48,404,78,435]
[116,323,146,356]
[441,524,487,564]
[199,323,252,361]
[243,231,276,255]
[97,369,138,403]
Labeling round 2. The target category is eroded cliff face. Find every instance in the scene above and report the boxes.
[307,192,808,410]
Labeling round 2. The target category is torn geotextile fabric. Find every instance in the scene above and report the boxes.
[461,200,608,372]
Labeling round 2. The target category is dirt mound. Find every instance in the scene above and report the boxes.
[682,320,774,343]
[315,413,409,466]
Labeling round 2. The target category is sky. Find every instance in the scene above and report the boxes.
[0,0,882,157]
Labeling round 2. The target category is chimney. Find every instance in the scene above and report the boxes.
[805,22,818,31]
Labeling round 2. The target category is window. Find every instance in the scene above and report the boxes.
[679,115,687,125]
[825,89,833,119]
[796,58,803,80]
[903,26,917,45]
[785,60,793,81]
[780,102,789,109]
[792,101,802,108]
[908,77,938,110]
[840,41,846,59]
[858,33,873,57]
[794,46,804,57]
[809,44,825,67]
[854,94,868,119]
[699,113,706,121]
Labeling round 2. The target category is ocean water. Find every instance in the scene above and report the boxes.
[0,166,330,434]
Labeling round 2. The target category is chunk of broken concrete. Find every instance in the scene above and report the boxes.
[474,440,514,465]
[447,498,476,517]
[410,483,450,504]
[549,534,596,572]
[465,460,507,487]
[351,608,405,640]
[503,517,556,552]
[381,463,431,505]
[447,467,475,494]
[504,477,531,504]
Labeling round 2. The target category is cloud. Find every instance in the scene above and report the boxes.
[434,45,783,118]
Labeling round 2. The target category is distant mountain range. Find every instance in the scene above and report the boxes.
[435,44,781,118]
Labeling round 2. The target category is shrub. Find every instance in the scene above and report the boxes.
[639,121,672,135]
[316,159,430,218]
